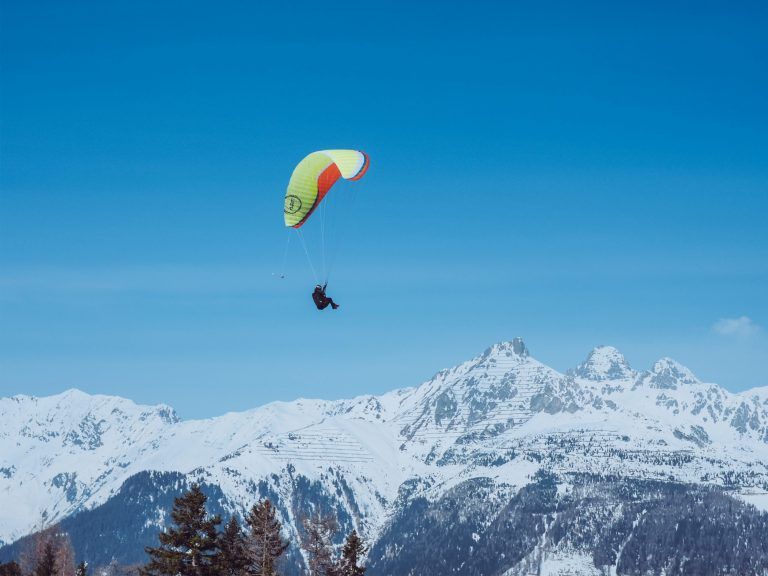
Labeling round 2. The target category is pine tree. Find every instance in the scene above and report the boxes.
[300,511,338,576]
[337,531,366,576]
[140,484,222,576]
[245,499,288,576]
[34,542,57,576]
[75,561,88,576]
[218,517,249,576]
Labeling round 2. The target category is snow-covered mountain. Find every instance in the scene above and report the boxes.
[2,338,767,575]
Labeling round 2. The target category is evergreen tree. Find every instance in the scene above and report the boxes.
[245,499,288,576]
[218,517,249,576]
[75,561,88,576]
[34,542,57,576]
[0,562,22,576]
[300,511,338,576]
[337,531,366,576]
[140,484,222,576]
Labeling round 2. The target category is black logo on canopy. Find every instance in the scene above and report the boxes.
[284,195,302,214]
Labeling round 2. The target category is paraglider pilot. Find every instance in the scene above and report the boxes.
[312,284,339,310]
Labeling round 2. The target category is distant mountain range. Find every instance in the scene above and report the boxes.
[2,338,767,575]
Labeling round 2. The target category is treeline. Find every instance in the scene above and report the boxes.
[0,485,365,576]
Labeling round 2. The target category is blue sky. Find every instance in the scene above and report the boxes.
[1,1,766,418]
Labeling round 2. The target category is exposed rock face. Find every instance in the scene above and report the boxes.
[642,357,701,389]
[572,345,635,381]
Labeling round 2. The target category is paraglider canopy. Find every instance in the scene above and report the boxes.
[284,150,370,228]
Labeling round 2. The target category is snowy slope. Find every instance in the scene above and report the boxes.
[2,338,767,551]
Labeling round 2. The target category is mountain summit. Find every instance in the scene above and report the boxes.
[572,345,634,381]
[643,357,701,388]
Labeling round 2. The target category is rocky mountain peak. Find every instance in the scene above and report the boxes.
[484,337,529,359]
[643,357,700,389]
[511,336,528,356]
[572,345,634,381]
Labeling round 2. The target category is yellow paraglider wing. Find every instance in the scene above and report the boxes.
[284,150,370,228]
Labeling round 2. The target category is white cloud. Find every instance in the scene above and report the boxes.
[712,316,761,338]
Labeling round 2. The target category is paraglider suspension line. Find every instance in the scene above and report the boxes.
[324,186,359,281]
[320,196,327,281]
[296,228,319,284]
